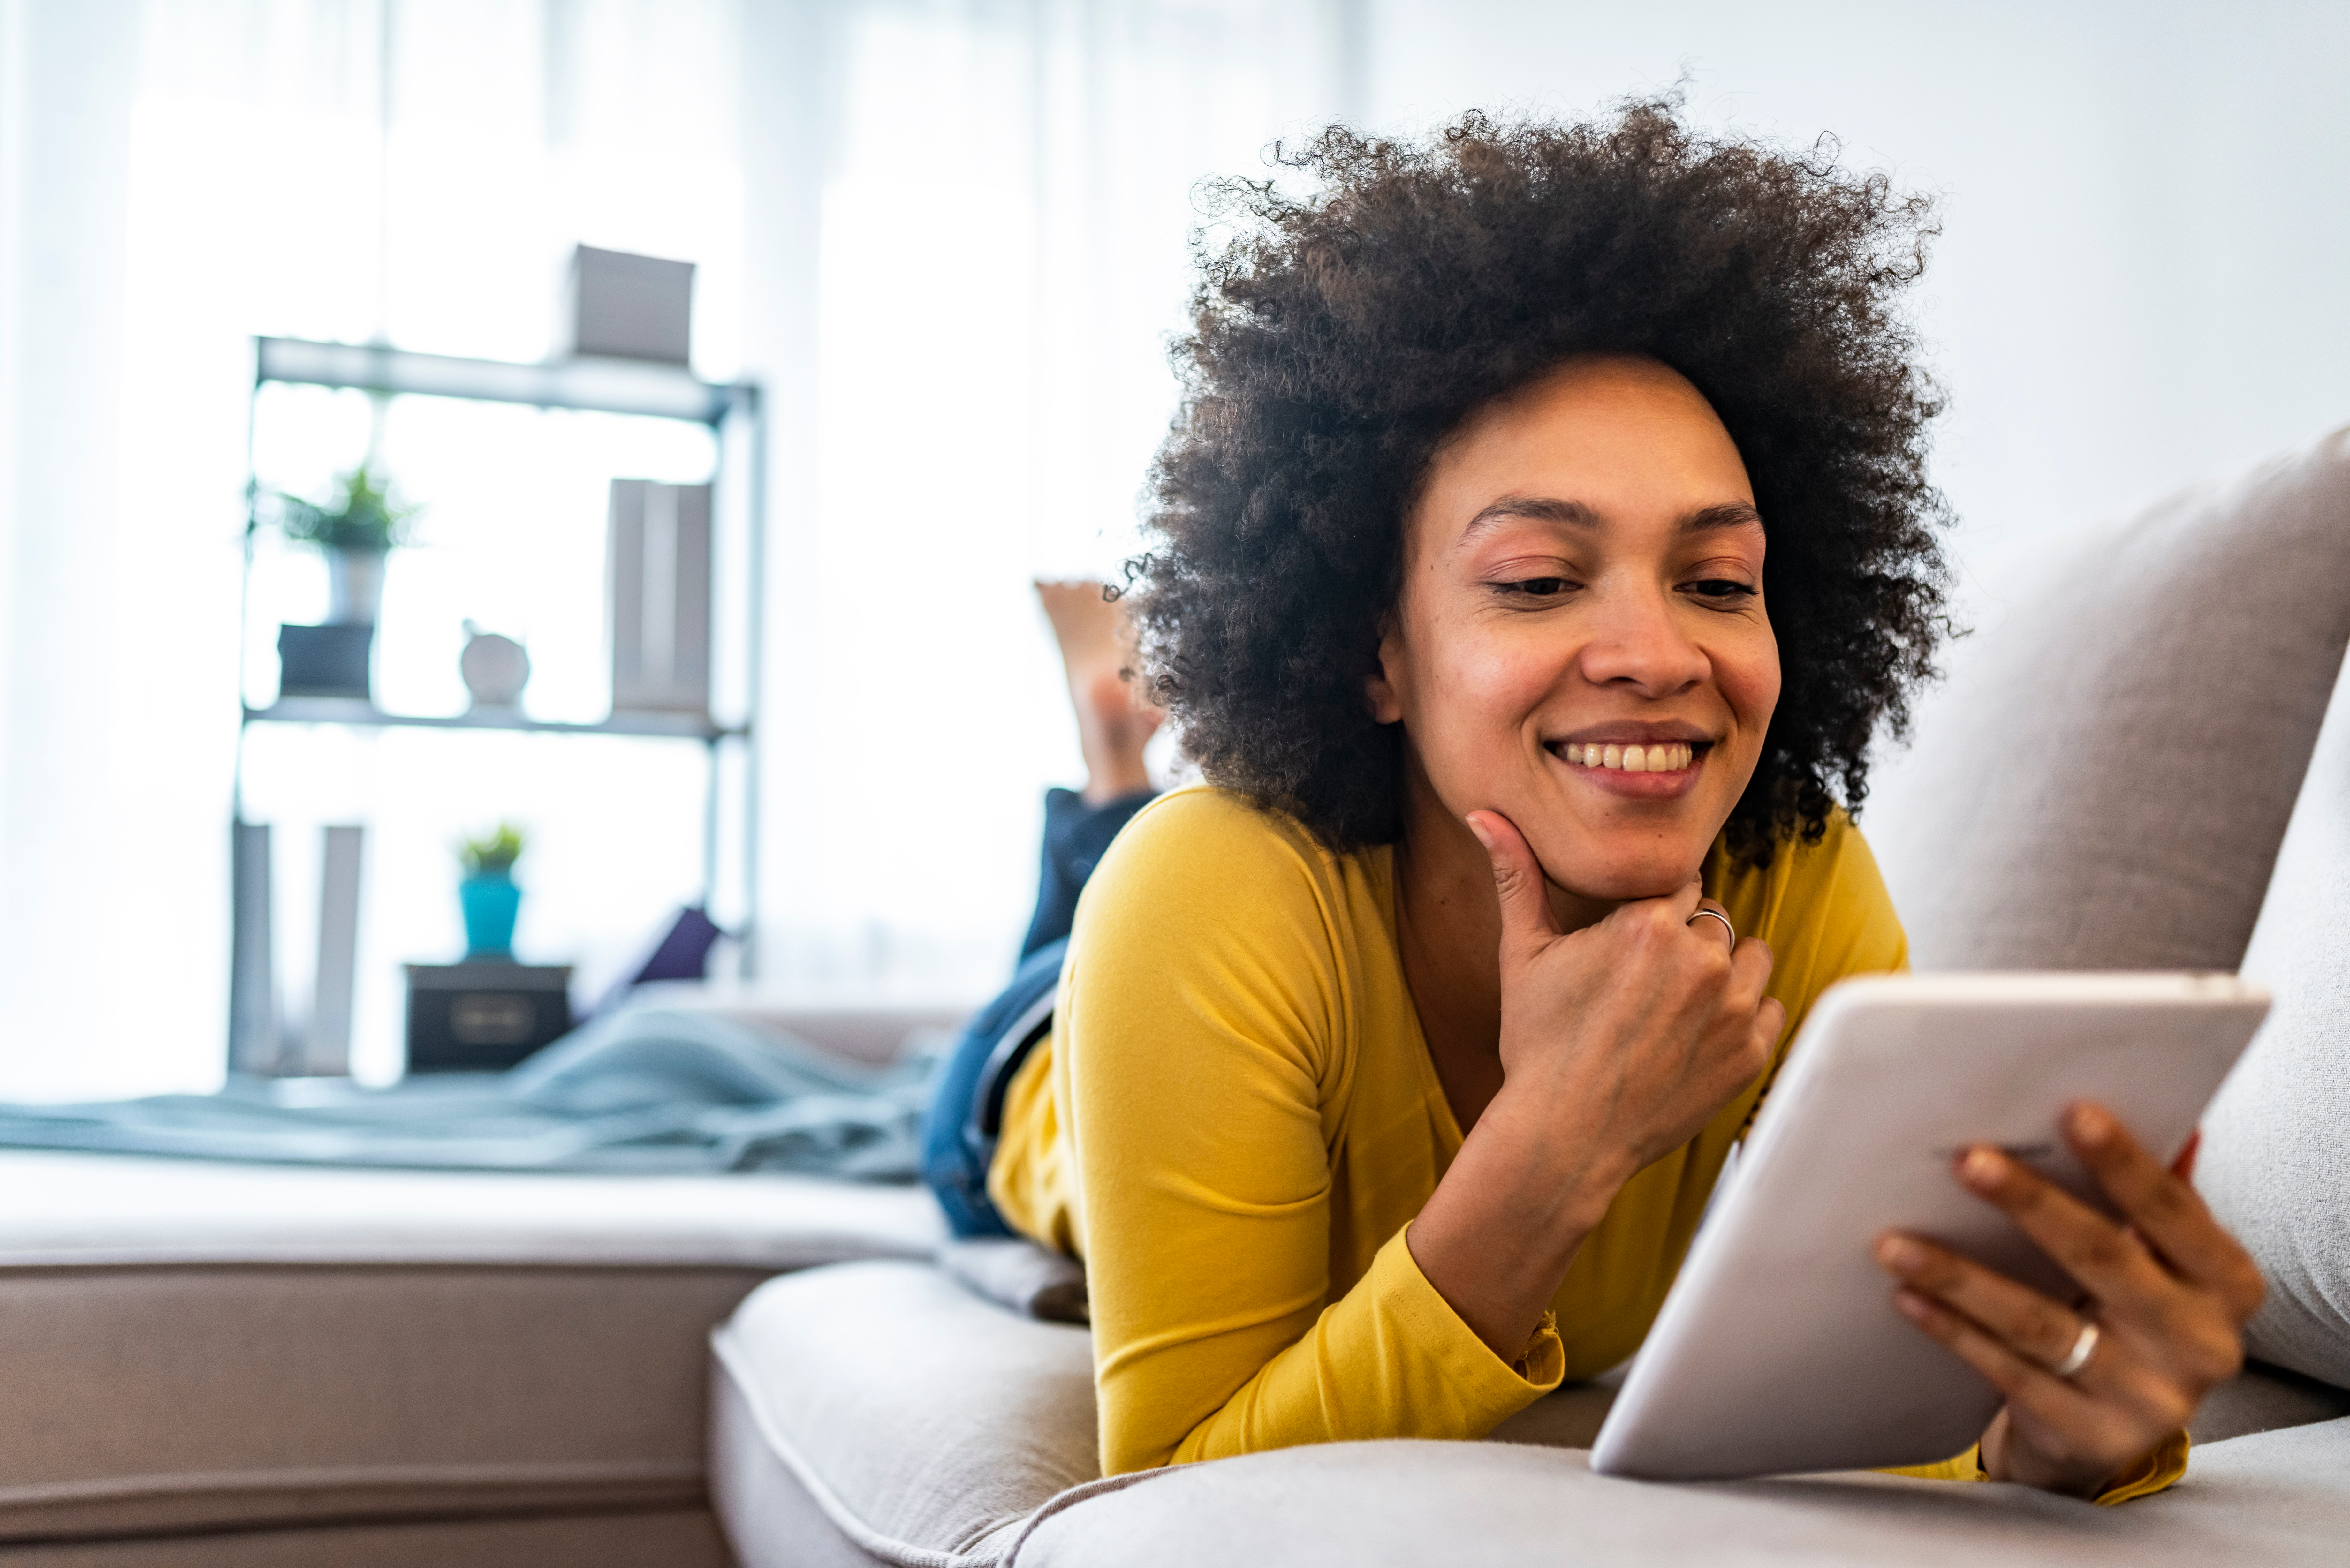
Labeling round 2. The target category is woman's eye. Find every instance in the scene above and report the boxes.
[1686,578,1758,602]
[1500,577,1575,599]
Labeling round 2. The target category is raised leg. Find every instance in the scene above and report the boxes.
[1036,580,1161,804]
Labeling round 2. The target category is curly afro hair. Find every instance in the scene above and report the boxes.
[1126,100,1951,866]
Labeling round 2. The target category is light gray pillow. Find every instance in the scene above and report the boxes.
[1864,426,2350,971]
[939,1236,1090,1323]
[2200,642,2350,1390]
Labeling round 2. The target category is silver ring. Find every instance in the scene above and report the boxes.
[1686,907,1735,950]
[2050,1318,2100,1380]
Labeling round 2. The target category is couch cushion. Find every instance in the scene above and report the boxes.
[2200,644,2350,1389]
[1863,425,2350,970]
[0,1148,942,1268]
[0,1151,941,1542]
[708,1262,2341,1567]
[708,1260,1100,1568]
[705,1262,1770,1567]
[1012,1417,2350,1567]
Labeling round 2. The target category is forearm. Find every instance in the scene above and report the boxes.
[1124,1226,1566,1471]
[1405,1083,1637,1361]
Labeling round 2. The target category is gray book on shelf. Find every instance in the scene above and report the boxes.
[227,821,276,1074]
[303,823,365,1077]
[608,479,712,715]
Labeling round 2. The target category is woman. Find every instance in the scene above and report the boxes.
[928,103,2261,1502]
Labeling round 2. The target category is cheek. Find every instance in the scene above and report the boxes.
[1718,632,1781,734]
[1431,627,1565,724]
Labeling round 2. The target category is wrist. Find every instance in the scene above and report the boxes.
[1412,1087,1632,1363]
[1979,1410,2108,1499]
[1469,1081,1639,1239]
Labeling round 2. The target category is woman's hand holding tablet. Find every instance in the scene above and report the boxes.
[1588,972,2270,1488]
[1874,1099,2266,1497]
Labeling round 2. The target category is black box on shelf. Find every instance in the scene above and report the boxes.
[277,623,374,699]
[403,962,574,1073]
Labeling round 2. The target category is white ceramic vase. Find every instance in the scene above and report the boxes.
[326,547,386,625]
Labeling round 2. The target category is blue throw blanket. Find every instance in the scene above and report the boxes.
[0,1008,945,1178]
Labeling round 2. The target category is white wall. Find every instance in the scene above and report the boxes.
[1363,1,2350,607]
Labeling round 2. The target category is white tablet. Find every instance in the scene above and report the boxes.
[1588,971,2270,1482]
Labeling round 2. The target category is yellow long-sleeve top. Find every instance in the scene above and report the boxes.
[987,786,2185,1500]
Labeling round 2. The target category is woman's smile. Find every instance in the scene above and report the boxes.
[1549,732,1712,798]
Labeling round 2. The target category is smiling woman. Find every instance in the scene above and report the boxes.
[929,101,2258,1504]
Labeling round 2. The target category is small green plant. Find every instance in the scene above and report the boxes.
[458,822,525,878]
[271,461,421,553]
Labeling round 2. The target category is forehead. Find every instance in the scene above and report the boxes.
[1411,356,1754,543]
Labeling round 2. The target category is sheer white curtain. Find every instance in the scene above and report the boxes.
[757,0,1358,991]
[0,0,1354,1097]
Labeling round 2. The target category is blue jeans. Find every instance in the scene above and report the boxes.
[919,787,1154,1236]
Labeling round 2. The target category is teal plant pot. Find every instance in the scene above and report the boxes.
[460,873,521,959]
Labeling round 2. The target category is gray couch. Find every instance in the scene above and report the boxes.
[4,428,2346,1564]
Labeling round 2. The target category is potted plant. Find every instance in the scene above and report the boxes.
[270,461,421,625]
[457,822,526,961]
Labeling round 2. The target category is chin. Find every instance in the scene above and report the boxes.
[1547,841,1711,904]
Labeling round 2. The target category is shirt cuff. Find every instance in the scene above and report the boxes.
[1880,1429,2189,1505]
[1878,1444,1983,1483]
[1383,1227,1566,1410]
[2093,1429,2190,1505]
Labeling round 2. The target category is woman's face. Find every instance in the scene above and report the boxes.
[1369,355,1779,902]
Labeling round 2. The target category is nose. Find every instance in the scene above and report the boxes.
[1576,577,1709,696]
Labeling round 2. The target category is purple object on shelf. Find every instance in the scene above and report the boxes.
[592,905,724,1016]
[633,905,722,984]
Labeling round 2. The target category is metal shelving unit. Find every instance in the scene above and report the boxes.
[232,335,766,1074]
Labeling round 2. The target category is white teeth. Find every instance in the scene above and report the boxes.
[1566,741,1698,771]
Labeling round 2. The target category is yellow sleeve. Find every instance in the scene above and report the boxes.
[1056,792,1561,1475]
[2090,1429,2190,1504]
[1881,1431,2187,1503]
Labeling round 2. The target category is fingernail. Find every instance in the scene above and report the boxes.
[1463,816,1495,850]
[2068,1104,2113,1148]
[1893,1289,1933,1324]
[1876,1235,1924,1274]
[1960,1147,2003,1189]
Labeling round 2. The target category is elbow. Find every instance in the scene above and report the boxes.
[1102,1440,1180,1477]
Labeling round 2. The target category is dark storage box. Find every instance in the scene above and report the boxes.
[277,623,375,699]
[403,962,574,1073]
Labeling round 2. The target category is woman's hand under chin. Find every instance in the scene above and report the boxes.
[1404,807,1785,1361]
[1463,808,1786,1178]
[1874,1106,2265,1499]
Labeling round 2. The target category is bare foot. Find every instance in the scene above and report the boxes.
[1037,581,1160,804]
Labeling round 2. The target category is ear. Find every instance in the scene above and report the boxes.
[1365,617,1407,725]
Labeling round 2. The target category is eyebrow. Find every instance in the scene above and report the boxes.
[1458,495,1764,543]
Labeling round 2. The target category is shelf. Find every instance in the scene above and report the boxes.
[246,696,742,740]
[255,337,751,425]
